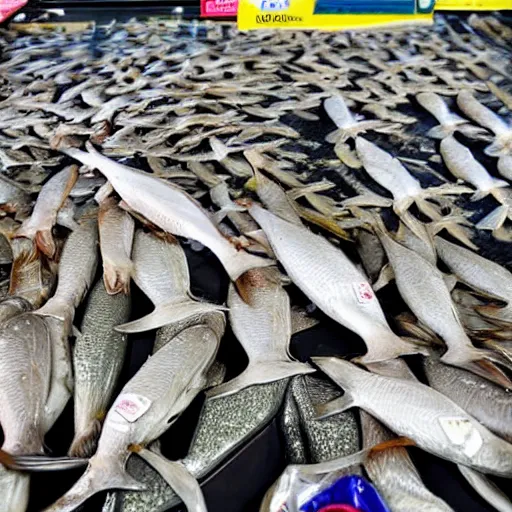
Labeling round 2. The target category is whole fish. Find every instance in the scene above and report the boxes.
[440,135,511,232]
[424,357,512,443]
[375,220,511,388]
[116,230,225,334]
[69,280,131,458]
[457,91,512,156]
[435,236,512,325]
[45,322,221,512]
[248,203,425,364]
[98,197,135,295]
[15,165,78,258]
[0,313,52,512]
[62,143,272,282]
[104,380,288,512]
[314,357,512,477]
[208,268,314,398]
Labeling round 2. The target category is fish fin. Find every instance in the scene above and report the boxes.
[325,129,342,143]
[395,313,445,346]
[432,217,479,251]
[103,260,133,295]
[414,197,443,221]
[204,361,227,389]
[475,304,512,325]
[476,205,509,232]
[485,139,510,157]
[135,449,207,512]
[68,418,102,458]
[44,457,145,512]
[441,347,512,389]
[206,360,315,399]
[0,453,88,472]
[210,204,245,226]
[357,333,429,365]
[116,300,226,333]
[34,228,57,259]
[372,263,394,291]
[368,437,416,456]
[423,183,474,198]
[471,190,492,202]
[290,307,319,335]
[342,194,393,208]
[427,124,456,139]
[94,182,114,204]
[209,136,230,161]
[457,465,512,512]
[225,250,274,282]
[315,393,357,420]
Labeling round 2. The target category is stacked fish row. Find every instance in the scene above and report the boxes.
[0,12,510,512]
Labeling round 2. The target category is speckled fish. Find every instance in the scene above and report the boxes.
[62,143,272,283]
[98,197,135,295]
[314,357,512,477]
[435,236,512,326]
[44,322,221,512]
[208,268,314,399]
[69,280,131,458]
[375,220,511,388]
[15,165,78,258]
[440,135,511,232]
[424,357,512,444]
[416,92,486,139]
[248,203,425,364]
[116,230,225,334]
[103,380,288,512]
[35,209,99,432]
[0,313,52,512]
[457,91,512,156]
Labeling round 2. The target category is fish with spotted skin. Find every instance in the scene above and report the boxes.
[68,279,131,458]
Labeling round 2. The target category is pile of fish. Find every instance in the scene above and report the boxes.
[0,10,511,512]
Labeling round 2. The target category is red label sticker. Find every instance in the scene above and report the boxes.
[0,0,27,23]
[354,282,374,304]
[200,0,238,17]
[114,393,151,423]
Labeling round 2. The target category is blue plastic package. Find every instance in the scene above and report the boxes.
[300,475,390,512]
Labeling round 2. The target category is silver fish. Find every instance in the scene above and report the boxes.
[208,268,314,398]
[248,203,425,364]
[314,357,512,477]
[45,322,221,512]
[63,143,272,282]
[69,280,131,458]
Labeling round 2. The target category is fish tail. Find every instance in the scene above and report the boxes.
[36,296,74,324]
[44,456,144,512]
[475,303,512,326]
[441,346,512,389]
[427,124,456,139]
[68,419,102,458]
[476,205,509,233]
[227,249,274,285]
[357,332,429,366]
[35,228,57,259]
[480,339,512,365]
[115,299,227,333]
[134,448,207,512]
[430,214,479,251]
[103,259,133,295]
[206,360,315,400]
[0,465,30,512]
[485,134,512,157]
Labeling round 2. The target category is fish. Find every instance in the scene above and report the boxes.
[15,165,78,258]
[62,143,273,283]
[104,380,288,512]
[115,230,225,334]
[248,203,426,364]
[424,357,512,444]
[207,268,314,399]
[440,135,511,233]
[435,236,512,326]
[416,92,484,139]
[313,357,512,477]
[69,279,131,458]
[98,197,135,295]
[457,91,512,156]
[44,322,221,512]
[0,313,52,512]
[374,218,512,388]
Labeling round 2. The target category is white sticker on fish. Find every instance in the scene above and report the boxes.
[353,282,375,304]
[114,393,152,423]
[439,417,483,457]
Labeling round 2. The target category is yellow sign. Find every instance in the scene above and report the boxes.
[238,0,434,30]
[435,0,511,9]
